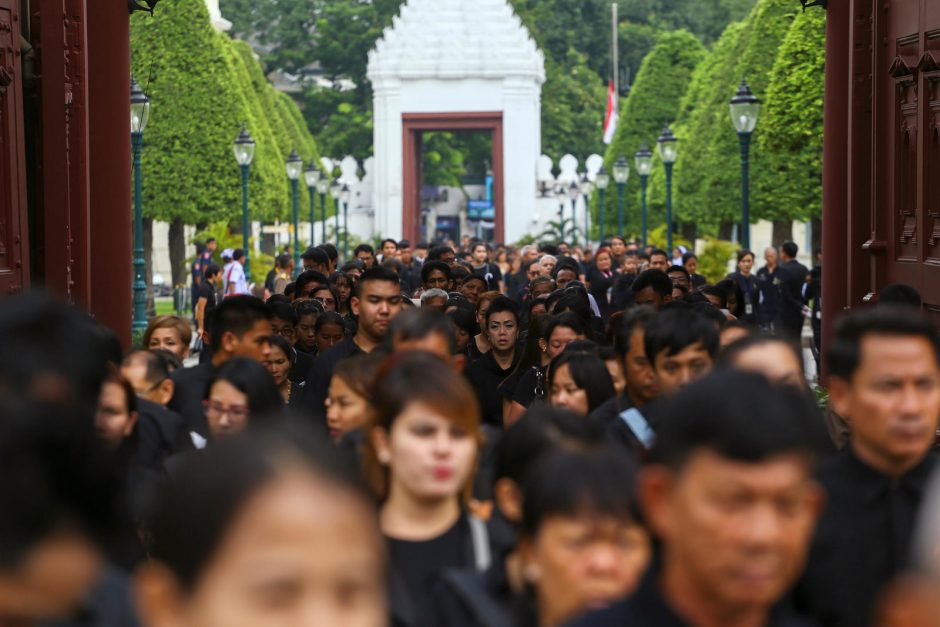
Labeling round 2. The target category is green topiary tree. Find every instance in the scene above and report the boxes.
[754,9,825,231]
[599,29,705,239]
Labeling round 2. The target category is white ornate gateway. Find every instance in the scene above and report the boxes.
[367,0,545,243]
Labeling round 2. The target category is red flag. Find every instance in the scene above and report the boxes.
[603,80,618,144]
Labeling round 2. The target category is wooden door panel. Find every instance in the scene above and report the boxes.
[0,0,28,296]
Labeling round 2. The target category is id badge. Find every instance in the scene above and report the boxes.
[745,303,754,316]
[619,408,655,450]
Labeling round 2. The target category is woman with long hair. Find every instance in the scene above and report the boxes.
[547,350,616,417]
[263,335,299,406]
[364,351,486,627]
[586,246,617,321]
[467,290,501,362]
[203,358,283,440]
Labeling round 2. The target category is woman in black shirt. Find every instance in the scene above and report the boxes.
[364,352,488,627]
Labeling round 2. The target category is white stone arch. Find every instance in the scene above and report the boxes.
[367,0,545,243]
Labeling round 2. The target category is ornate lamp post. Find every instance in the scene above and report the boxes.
[130,76,150,335]
[316,176,331,245]
[594,166,609,243]
[579,173,594,246]
[340,184,352,261]
[730,79,760,249]
[554,184,567,242]
[634,144,653,247]
[286,149,303,276]
[303,163,320,247]
[612,155,629,237]
[329,179,342,253]
[657,125,678,254]
[567,181,580,245]
[233,128,256,281]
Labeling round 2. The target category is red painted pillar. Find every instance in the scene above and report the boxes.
[86,3,131,348]
[820,0,850,381]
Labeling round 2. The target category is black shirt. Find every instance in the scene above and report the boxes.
[464,350,522,427]
[568,569,817,627]
[793,447,937,627]
[297,337,365,427]
[167,362,215,437]
[777,260,809,338]
[195,282,217,332]
[472,263,503,292]
[388,516,480,627]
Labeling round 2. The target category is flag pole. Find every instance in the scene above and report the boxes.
[612,3,619,100]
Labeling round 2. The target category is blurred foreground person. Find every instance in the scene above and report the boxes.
[0,399,138,626]
[794,307,940,627]
[571,371,827,626]
[364,352,485,627]
[519,449,651,626]
[136,426,387,627]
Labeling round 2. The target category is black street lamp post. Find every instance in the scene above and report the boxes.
[316,176,330,245]
[612,155,629,237]
[568,181,580,245]
[595,166,609,244]
[554,184,567,242]
[657,125,678,254]
[304,163,321,251]
[634,144,653,248]
[130,76,150,335]
[329,180,342,254]
[233,128,256,282]
[286,149,303,276]
[341,184,352,261]
[579,173,593,247]
[730,79,760,250]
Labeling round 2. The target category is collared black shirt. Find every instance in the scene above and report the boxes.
[167,361,215,437]
[297,336,365,427]
[568,569,817,627]
[793,446,937,627]
[464,350,522,427]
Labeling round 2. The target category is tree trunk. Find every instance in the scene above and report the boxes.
[772,219,792,248]
[168,217,187,289]
[143,218,155,318]
[718,221,734,241]
[681,222,697,245]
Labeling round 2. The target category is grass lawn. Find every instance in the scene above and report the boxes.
[154,297,176,316]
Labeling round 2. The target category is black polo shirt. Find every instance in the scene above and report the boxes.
[464,350,521,428]
[793,447,937,627]
[569,569,817,627]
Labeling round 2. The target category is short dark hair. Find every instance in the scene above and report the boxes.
[718,334,803,377]
[666,265,690,281]
[266,335,296,365]
[301,247,329,266]
[649,248,668,260]
[447,307,478,337]
[380,238,397,250]
[314,310,346,335]
[267,301,297,326]
[421,260,452,285]
[387,307,457,354]
[484,296,520,327]
[427,245,455,261]
[650,371,827,470]
[548,351,616,414]
[122,349,172,387]
[521,448,639,537]
[204,263,221,280]
[232,248,245,261]
[495,405,606,485]
[736,249,755,264]
[318,243,338,264]
[632,269,672,297]
[294,270,329,297]
[276,253,291,270]
[207,358,284,420]
[354,244,375,256]
[340,259,365,273]
[552,259,580,278]
[398,239,411,249]
[210,296,272,352]
[614,305,656,358]
[681,252,697,265]
[644,307,719,364]
[543,312,589,342]
[353,267,400,298]
[878,283,922,309]
[828,307,940,380]
[781,240,799,258]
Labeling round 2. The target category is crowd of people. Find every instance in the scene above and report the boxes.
[0,233,939,627]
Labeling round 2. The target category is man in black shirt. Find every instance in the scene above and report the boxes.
[168,296,272,438]
[299,267,403,424]
[194,263,220,351]
[776,241,808,342]
[591,306,657,428]
[571,372,825,627]
[793,307,940,627]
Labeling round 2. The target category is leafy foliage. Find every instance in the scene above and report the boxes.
[131,0,322,226]
[600,30,705,237]
[754,9,825,222]
[541,51,610,163]
[696,237,737,282]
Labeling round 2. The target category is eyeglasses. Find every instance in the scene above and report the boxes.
[272,325,295,338]
[203,399,249,420]
[313,296,336,307]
